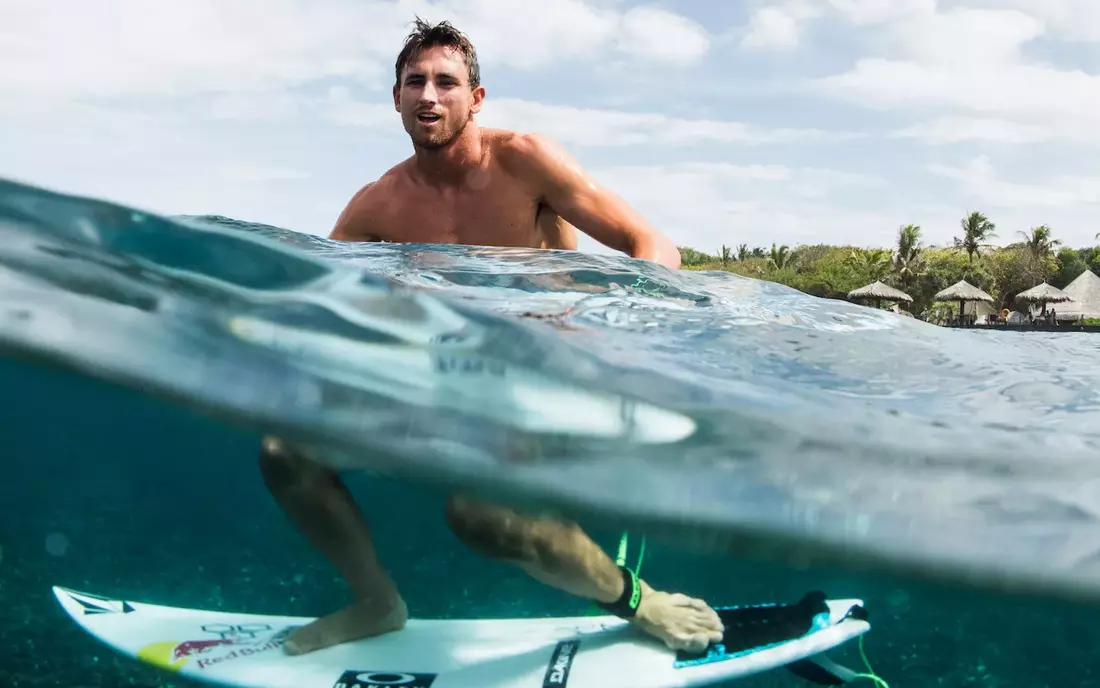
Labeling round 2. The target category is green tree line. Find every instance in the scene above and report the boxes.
[678,213,1100,320]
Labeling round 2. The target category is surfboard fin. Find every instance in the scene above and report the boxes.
[786,654,860,685]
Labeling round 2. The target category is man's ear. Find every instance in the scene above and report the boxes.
[393,84,400,112]
[470,85,486,114]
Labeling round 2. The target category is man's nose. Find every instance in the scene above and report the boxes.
[419,81,439,103]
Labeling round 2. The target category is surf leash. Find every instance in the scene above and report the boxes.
[615,529,646,577]
[588,530,646,617]
[597,530,646,618]
[601,532,890,688]
[853,635,890,687]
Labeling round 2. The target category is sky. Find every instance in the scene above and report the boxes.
[3,0,1099,257]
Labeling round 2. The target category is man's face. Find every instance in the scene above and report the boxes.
[394,45,484,150]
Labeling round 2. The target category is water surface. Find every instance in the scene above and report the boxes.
[4,175,1100,608]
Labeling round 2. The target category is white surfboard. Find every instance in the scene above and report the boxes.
[53,586,871,688]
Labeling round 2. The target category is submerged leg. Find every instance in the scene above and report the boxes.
[443,495,724,653]
[259,436,407,655]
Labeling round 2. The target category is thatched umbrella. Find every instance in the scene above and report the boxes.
[934,279,994,324]
[847,280,913,309]
[1014,281,1071,315]
[1057,269,1100,321]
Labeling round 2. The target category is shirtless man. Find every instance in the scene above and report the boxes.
[259,18,723,658]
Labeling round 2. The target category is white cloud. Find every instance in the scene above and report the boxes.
[889,8,1043,67]
[0,0,711,107]
[0,0,392,101]
[915,155,1100,248]
[590,162,894,252]
[893,117,1055,145]
[928,156,1100,208]
[413,1,713,69]
[324,88,398,129]
[477,98,855,147]
[963,0,1100,42]
[3,0,1100,260]
[818,6,1100,146]
[824,0,1100,43]
[618,7,710,64]
[741,6,806,50]
[434,0,621,69]
[823,60,1100,121]
[218,164,311,183]
[208,93,303,122]
[825,0,935,25]
[319,92,858,148]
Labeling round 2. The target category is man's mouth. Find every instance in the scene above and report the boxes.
[417,112,441,124]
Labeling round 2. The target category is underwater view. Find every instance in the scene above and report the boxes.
[4,175,1100,687]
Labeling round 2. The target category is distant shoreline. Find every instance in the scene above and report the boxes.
[947,322,1100,333]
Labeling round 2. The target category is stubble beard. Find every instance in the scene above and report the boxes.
[413,111,470,151]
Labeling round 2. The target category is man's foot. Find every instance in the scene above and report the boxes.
[283,594,408,655]
[630,581,725,654]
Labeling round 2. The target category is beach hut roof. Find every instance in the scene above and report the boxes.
[847,280,913,302]
[1058,269,1100,319]
[1015,281,1072,304]
[934,279,994,303]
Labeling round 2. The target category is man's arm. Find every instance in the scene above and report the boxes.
[503,134,681,269]
[329,182,380,241]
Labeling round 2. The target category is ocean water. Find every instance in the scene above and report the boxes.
[3,175,1100,687]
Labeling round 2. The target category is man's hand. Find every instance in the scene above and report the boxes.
[501,134,682,270]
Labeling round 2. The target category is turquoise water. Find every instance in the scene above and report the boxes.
[3,175,1100,686]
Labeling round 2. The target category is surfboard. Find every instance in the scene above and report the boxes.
[52,586,871,687]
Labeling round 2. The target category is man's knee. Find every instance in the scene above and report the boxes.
[444,496,538,562]
[258,435,331,492]
[443,496,583,568]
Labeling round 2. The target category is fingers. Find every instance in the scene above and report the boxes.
[674,594,725,633]
[688,596,719,620]
[635,587,725,654]
[669,631,715,654]
[665,610,726,653]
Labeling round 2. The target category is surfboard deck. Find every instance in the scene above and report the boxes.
[53,586,870,688]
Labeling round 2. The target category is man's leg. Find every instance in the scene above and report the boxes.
[259,436,407,655]
[444,495,724,653]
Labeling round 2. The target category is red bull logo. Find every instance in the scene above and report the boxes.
[138,623,291,672]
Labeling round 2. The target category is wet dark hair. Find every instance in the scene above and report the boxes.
[394,17,481,89]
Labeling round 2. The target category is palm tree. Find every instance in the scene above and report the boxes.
[848,248,893,282]
[719,244,732,267]
[893,224,923,287]
[769,243,790,270]
[954,211,997,264]
[736,244,749,261]
[1019,225,1060,260]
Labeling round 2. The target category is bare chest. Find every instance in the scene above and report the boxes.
[378,178,542,247]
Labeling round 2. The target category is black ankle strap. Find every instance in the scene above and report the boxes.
[598,565,641,618]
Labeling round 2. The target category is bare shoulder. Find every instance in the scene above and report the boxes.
[360,163,409,201]
[489,129,582,192]
[491,129,568,167]
[330,164,407,241]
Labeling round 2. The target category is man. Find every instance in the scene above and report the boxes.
[260,18,722,658]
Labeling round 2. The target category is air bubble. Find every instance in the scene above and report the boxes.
[45,532,70,557]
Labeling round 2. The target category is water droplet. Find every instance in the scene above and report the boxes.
[45,532,70,557]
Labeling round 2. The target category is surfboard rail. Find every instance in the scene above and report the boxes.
[52,585,871,687]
